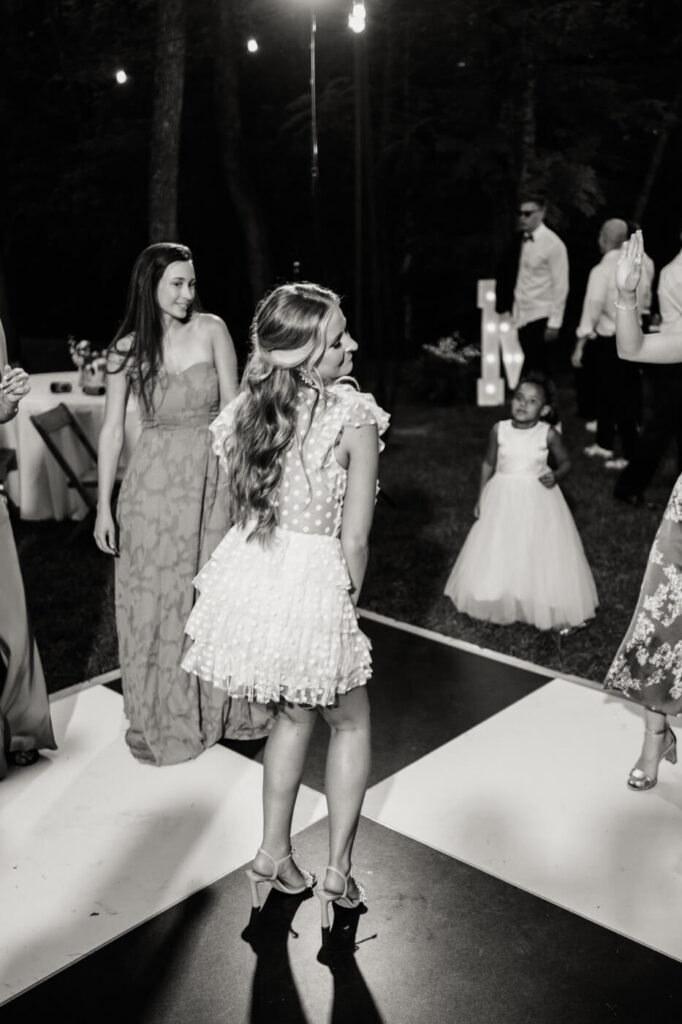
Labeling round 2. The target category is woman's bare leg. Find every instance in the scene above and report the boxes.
[254,702,317,886]
[319,686,371,897]
[630,708,670,780]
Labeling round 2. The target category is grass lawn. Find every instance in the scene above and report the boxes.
[15,371,670,693]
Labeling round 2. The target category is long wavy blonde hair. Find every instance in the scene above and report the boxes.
[227,282,341,542]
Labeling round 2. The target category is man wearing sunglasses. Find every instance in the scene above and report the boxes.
[497,194,569,373]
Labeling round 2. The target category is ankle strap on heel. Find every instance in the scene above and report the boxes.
[255,848,293,881]
[324,865,352,897]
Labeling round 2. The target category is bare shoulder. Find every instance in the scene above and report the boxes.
[107,331,133,370]
[345,419,379,446]
[195,312,231,338]
[116,331,134,352]
[546,425,566,449]
[341,421,379,468]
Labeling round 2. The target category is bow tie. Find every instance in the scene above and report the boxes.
[523,231,534,242]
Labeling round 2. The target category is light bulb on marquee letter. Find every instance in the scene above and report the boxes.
[476,280,504,406]
[476,280,525,404]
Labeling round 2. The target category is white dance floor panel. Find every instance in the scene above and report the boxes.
[0,686,326,1004]
[363,678,682,963]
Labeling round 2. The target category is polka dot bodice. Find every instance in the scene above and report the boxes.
[211,382,389,538]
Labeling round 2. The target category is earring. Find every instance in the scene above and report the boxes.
[297,367,318,389]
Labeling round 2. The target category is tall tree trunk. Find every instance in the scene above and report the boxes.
[148,0,186,243]
[632,94,681,224]
[518,63,537,189]
[376,14,401,407]
[211,0,270,304]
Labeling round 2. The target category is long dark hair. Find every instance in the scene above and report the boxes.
[109,242,194,414]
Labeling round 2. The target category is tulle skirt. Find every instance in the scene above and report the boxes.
[444,473,598,631]
[182,524,372,706]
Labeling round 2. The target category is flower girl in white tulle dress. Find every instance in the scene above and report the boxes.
[182,283,389,930]
[445,375,598,632]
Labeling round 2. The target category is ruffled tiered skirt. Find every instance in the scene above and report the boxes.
[182,525,372,706]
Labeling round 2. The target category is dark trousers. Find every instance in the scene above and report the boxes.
[575,336,599,421]
[594,335,640,459]
[518,318,549,374]
[615,365,682,499]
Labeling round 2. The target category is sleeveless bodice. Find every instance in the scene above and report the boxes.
[496,419,550,476]
[277,388,357,537]
[134,362,220,429]
[211,382,389,539]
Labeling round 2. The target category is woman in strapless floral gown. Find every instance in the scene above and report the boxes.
[94,243,272,765]
[604,229,681,792]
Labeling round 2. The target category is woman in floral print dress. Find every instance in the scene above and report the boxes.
[604,230,681,790]
[94,244,273,765]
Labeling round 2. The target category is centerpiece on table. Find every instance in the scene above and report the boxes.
[408,330,481,404]
[68,336,107,395]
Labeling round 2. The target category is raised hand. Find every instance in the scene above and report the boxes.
[615,229,643,295]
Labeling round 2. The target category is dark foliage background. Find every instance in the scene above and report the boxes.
[4,0,682,690]
[3,0,682,366]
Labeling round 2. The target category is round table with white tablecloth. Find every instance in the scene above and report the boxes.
[0,370,140,520]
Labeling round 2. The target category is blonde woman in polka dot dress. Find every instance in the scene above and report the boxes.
[183,283,389,924]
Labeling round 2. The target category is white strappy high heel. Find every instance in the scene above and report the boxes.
[627,726,678,792]
[245,848,316,908]
[314,866,367,928]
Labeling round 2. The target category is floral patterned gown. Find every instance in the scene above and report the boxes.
[115,362,273,765]
[605,477,682,715]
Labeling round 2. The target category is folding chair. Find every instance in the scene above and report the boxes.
[29,402,120,514]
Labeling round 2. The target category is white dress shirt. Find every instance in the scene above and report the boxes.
[577,248,652,339]
[576,249,621,338]
[658,249,682,333]
[513,222,569,330]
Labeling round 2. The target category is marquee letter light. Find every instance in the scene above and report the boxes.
[476,280,524,405]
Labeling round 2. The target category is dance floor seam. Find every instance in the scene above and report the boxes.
[4,614,681,1022]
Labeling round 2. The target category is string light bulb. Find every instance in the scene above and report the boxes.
[115,69,128,85]
[348,2,366,33]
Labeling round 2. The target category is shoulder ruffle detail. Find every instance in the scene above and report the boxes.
[333,383,390,450]
[311,383,390,473]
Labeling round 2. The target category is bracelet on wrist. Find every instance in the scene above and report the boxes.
[614,298,638,311]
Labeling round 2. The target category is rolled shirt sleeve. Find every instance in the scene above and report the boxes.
[547,237,569,330]
[576,263,607,339]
